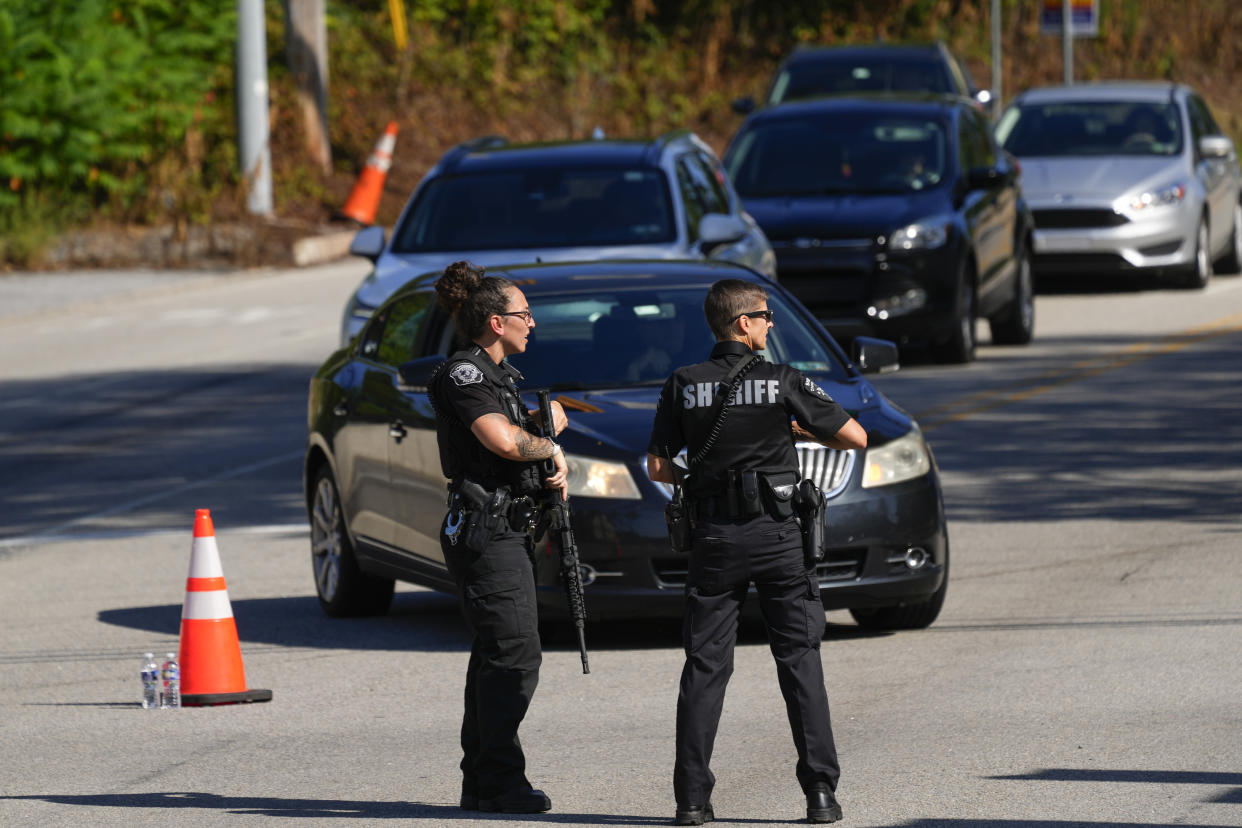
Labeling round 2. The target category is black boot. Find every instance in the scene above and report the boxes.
[806,788,843,823]
[478,786,552,814]
[674,802,714,825]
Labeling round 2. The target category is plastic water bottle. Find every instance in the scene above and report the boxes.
[141,653,160,709]
[160,653,181,709]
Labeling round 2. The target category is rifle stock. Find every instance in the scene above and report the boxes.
[537,391,590,675]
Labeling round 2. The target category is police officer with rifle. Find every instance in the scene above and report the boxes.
[428,261,570,814]
[646,278,867,826]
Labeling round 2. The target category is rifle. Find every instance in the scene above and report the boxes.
[536,391,590,675]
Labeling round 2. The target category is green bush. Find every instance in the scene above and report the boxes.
[0,0,235,222]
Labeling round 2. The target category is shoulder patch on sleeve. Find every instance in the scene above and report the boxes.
[448,362,484,387]
[801,375,833,401]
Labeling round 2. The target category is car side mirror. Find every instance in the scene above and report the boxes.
[349,225,386,262]
[397,355,446,389]
[851,337,900,375]
[731,96,756,115]
[698,213,747,253]
[1198,135,1234,159]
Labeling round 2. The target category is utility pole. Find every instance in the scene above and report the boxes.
[285,0,331,173]
[238,0,273,215]
[1062,0,1074,84]
[991,0,1002,118]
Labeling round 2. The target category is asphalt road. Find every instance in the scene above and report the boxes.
[1,262,1241,827]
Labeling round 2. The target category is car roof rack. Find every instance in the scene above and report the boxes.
[441,135,509,169]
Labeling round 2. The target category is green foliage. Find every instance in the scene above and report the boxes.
[0,0,235,222]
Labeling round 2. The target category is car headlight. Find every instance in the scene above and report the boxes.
[862,427,931,488]
[1128,182,1186,212]
[888,219,949,251]
[565,453,642,499]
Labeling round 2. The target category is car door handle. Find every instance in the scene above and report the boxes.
[333,402,350,417]
[389,422,407,441]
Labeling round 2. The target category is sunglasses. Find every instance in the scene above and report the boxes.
[498,309,535,325]
[730,309,774,324]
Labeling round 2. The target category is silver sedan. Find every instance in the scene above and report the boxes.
[996,81,1242,288]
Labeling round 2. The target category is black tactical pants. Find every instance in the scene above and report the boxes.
[441,516,542,800]
[674,513,839,807]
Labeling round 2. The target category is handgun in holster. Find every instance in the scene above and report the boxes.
[795,478,828,566]
[664,451,692,555]
[458,480,511,553]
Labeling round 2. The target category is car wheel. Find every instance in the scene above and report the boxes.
[1215,201,1242,274]
[931,264,977,363]
[310,465,394,617]
[988,241,1035,346]
[849,550,949,631]
[1178,216,1212,289]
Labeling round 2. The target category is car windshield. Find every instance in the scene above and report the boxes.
[996,101,1184,157]
[390,168,676,252]
[495,286,848,389]
[727,113,948,196]
[770,55,952,104]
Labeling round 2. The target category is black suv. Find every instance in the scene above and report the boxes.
[732,42,990,115]
[724,94,1034,362]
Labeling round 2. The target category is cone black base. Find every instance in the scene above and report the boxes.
[181,688,273,707]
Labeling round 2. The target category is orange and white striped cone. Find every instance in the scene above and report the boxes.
[340,120,398,225]
[178,509,272,706]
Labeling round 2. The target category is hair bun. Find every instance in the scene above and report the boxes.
[434,260,485,313]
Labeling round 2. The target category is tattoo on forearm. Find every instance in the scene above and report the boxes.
[515,430,555,459]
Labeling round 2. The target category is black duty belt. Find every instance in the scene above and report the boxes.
[692,494,767,521]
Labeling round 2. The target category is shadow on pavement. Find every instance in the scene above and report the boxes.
[0,792,669,823]
[0,790,1234,825]
[97,591,884,655]
[990,768,1242,805]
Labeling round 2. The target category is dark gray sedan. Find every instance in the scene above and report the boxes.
[304,260,949,630]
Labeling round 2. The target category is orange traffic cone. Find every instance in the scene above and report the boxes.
[178,509,272,706]
[340,120,398,225]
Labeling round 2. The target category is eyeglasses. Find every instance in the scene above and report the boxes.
[498,309,534,325]
[730,309,774,324]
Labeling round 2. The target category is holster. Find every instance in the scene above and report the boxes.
[795,478,828,566]
[458,481,511,554]
[665,491,692,555]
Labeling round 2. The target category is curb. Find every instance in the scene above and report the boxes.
[292,229,358,267]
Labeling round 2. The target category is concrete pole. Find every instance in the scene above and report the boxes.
[238,0,273,215]
[991,0,1002,118]
[1062,0,1074,84]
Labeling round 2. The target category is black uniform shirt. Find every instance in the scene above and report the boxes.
[431,346,532,492]
[647,340,852,498]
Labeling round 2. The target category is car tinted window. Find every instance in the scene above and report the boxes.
[363,294,433,366]
[501,287,847,388]
[770,54,953,104]
[681,153,730,214]
[391,168,675,252]
[1186,95,1219,141]
[727,112,949,196]
[958,108,995,169]
[997,101,1184,157]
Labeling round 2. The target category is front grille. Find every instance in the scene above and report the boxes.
[651,548,864,589]
[797,444,855,497]
[1138,239,1182,256]
[650,446,856,501]
[815,550,864,581]
[1033,208,1129,229]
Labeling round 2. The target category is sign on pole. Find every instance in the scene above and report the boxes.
[1041,0,1098,37]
